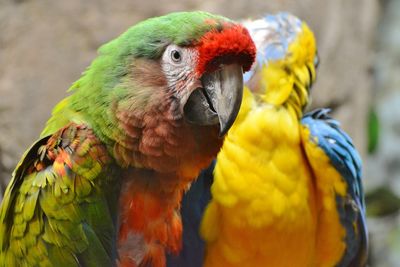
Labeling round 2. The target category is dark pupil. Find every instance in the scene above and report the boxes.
[172,50,181,61]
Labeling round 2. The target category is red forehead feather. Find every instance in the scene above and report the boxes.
[196,24,256,75]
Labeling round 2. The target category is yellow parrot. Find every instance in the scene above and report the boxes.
[167,13,368,267]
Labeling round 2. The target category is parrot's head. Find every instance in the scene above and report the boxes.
[242,13,318,115]
[153,13,256,136]
[62,11,255,171]
[71,11,255,137]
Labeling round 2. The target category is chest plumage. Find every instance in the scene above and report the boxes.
[201,104,321,267]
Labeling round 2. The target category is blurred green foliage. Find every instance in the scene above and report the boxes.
[366,186,400,217]
[367,107,380,154]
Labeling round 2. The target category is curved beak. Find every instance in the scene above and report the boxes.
[183,64,243,137]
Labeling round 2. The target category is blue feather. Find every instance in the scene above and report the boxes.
[302,108,368,266]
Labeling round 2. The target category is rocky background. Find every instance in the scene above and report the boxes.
[0,0,399,266]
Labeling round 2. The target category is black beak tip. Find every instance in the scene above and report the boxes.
[218,128,228,138]
[218,124,230,138]
[218,112,239,138]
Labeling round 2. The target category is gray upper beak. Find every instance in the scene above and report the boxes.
[183,64,243,137]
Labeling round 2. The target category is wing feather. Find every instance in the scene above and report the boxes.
[301,108,367,267]
[0,123,118,267]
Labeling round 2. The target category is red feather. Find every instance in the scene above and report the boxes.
[196,24,256,75]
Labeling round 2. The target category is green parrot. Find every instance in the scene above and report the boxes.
[0,11,256,267]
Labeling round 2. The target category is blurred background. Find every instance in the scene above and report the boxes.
[0,0,399,266]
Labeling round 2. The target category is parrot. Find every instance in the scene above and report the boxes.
[168,13,368,267]
[0,11,256,267]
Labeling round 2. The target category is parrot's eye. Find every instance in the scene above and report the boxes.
[171,50,182,63]
[162,45,193,71]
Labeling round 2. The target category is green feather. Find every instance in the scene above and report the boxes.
[48,247,78,267]
[11,222,27,238]
[42,221,63,247]
[77,223,113,267]
[22,190,39,221]
[75,176,92,198]
[4,251,17,267]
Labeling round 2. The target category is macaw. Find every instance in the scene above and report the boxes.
[0,11,256,267]
[169,13,368,267]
